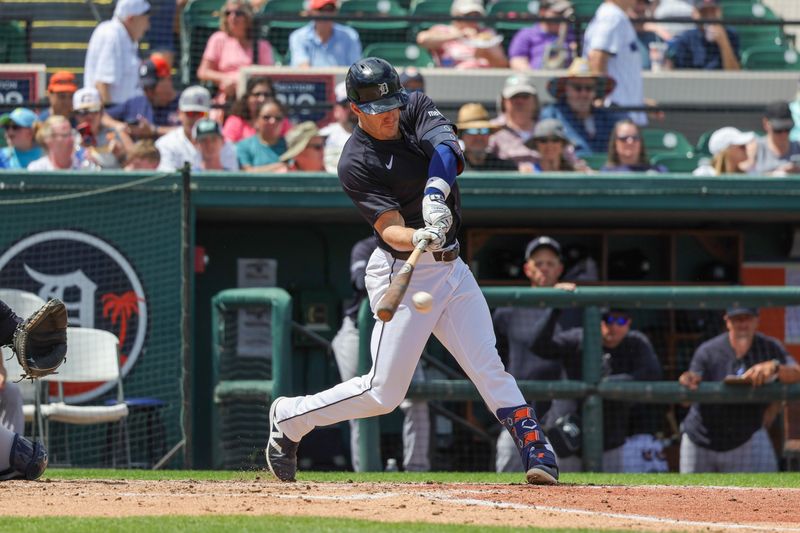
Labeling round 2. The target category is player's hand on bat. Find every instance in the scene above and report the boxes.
[412,226,445,251]
[422,193,452,234]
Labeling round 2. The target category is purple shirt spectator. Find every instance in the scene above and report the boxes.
[508,25,576,70]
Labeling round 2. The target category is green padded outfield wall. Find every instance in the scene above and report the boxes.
[0,172,185,467]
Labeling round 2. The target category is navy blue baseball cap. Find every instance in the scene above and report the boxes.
[525,236,562,260]
[725,305,759,318]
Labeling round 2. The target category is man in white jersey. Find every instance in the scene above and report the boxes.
[583,0,647,125]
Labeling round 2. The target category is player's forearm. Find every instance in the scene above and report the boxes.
[374,210,415,251]
[587,49,609,75]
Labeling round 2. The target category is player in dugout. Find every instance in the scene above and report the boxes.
[266,57,559,485]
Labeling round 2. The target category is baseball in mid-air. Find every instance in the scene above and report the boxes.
[412,291,433,313]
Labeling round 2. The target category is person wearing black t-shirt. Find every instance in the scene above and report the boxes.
[679,306,800,473]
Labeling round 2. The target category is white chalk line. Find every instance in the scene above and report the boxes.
[423,493,800,533]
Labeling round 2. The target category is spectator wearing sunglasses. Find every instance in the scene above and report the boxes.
[540,58,623,157]
[197,0,274,102]
[524,119,577,173]
[288,0,362,68]
[72,87,132,168]
[223,76,289,143]
[156,86,238,171]
[0,108,43,169]
[533,307,664,472]
[236,100,288,172]
[493,236,580,473]
[456,103,517,171]
[263,122,326,173]
[745,101,800,176]
[602,118,666,173]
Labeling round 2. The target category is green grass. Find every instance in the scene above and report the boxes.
[0,516,631,533]
[43,468,800,488]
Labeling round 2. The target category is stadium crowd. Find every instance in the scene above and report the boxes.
[2,0,800,175]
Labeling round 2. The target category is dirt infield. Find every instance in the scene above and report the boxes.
[2,479,800,531]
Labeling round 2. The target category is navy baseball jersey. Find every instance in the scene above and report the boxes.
[338,91,463,253]
[682,332,789,452]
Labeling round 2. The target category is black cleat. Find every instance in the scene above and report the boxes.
[266,396,298,482]
[525,447,559,485]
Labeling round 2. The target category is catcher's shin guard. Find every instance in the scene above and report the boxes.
[266,397,299,482]
[497,405,559,485]
[0,434,48,481]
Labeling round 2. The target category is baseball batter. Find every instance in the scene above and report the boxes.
[267,57,558,485]
[0,299,48,481]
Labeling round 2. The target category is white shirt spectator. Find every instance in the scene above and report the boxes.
[84,18,144,104]
[155,127,239,171]
[319,122,352,174]
[27,151,97,171]
[583,2,646,125]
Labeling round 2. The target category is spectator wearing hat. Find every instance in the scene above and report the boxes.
[602,118,666,173]
[654,0,695,37]
[417,0,508,69]
[223,76,287,143]
[693,127,754,176]
[106,53,178,140]
[0,108,43,169]
[665,0,740,71]
[540,57,622,156]
[84,0,151,105]
[745,101,800,176]
[192,119,229,171]
[319,81,357,173]
[399,67,425,94]
[679,306,800,473]
[488,74,540,165]
[456,103,517,171]
[236,100,288,172]
[274,122,326,172]
[288,0,362,68]
[583,0,647,125]
[40,71,77,123]
[525,119,578,172]
[156,86,238,171]
[197,0,274,100]
[509,0,577,72]
[72,87,131,168]
[124,139,161,170]
[28,115,98,171]
[533,306,664,472]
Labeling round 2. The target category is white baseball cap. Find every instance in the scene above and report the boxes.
[451,0,485,16]
[114,0,151,19]
[73,87,103,112]
[179,85,211,112]
[501,73,538,99]
[708,127,755,156]
[334,81,347,104]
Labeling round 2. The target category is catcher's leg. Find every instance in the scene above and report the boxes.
[0,425,47,480]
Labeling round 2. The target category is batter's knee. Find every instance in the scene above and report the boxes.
[367,385,405,415]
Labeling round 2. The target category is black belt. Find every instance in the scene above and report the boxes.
[390,243,460,262]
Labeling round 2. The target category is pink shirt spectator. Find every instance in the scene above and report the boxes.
[427,24,498,69]
[202,31,274,81]
[222,114,293,143]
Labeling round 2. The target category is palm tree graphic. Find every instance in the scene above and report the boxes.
[101,291,144,350]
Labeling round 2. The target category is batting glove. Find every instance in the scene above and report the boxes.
[412,226,446,251]
[422,193,453,234]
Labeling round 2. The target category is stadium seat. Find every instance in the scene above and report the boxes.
[695,129,714,157]
[340,0,410,50]
[571,0,603,19]
[0,21,27,63]
[362,42,435,67]
[722,2,778,21]
[741,44,800,71]
[260,0,306,57]
[641,129,694,157]
[581,153,608,170]
[650,152,699,173]
[408,0,453,34]
[181,0,225,84]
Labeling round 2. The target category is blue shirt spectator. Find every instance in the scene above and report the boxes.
[288,0,361,67]
[540,104,621,157]
[236,136,287,167]
[665,0,740,70]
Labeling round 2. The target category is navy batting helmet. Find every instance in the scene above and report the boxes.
[345,57,409,115]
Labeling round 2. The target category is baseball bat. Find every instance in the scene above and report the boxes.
[376,239,428,322]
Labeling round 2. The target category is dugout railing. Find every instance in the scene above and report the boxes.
[355,286,800,472]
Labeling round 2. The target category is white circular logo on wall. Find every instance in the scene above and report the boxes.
[0,229,147,402]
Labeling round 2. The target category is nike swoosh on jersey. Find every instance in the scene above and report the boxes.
[385,155,393,169]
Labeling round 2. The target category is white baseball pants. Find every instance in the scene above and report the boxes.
[275,247,526,443]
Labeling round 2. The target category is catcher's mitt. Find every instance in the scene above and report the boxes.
[11,298,68,379]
